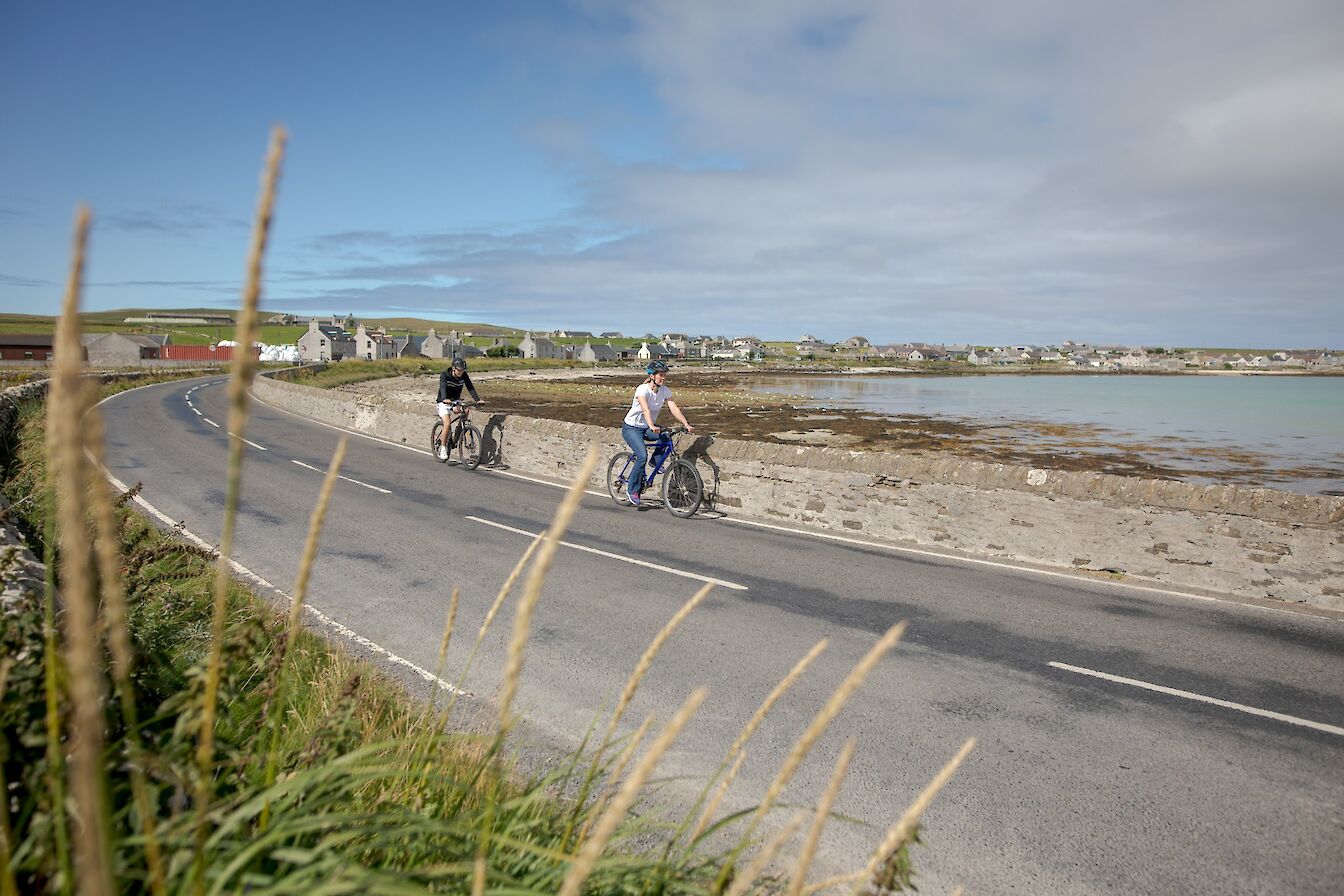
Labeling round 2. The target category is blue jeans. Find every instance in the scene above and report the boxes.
[621,424,666,496]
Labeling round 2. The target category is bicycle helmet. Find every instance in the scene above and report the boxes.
[451,356,467,371]
[646,360,668,375]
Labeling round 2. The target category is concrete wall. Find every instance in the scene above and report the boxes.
[256,370,1344,610]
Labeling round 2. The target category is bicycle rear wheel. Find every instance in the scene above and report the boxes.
[459,424,482,470]
[430,420,448,463]
[606,452,634,506]
[662,459,703,517]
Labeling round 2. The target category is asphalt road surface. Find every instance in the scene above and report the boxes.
[99,376,1344,895]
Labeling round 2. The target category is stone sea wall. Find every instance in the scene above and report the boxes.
[255,371,1344,610]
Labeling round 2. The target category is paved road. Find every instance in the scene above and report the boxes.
[101,376,1344,895]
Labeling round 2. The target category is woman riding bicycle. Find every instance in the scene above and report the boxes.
[622,360,693,506]
[435,356,482,460]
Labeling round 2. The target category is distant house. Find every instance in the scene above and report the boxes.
[795,339,831,354]
[297,320,355,361]
[841,336,871,349]
[518,331,564,360]
[0,333,59,361]
[636,342,678,361]
[578,341,619,363]
[600,331,624,339]
[85,333,167,365]
[355,325,398,361]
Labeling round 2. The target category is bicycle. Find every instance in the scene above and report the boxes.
[606,424,703,517]
[430,399,482,470]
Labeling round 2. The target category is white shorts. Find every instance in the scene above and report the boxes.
[437,401,462,417]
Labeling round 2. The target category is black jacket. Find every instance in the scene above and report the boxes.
[438,368,479,403]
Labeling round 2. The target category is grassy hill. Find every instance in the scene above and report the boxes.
[0,310,530,348]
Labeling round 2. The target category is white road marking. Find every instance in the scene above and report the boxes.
[192,407,202,416]
[1047,661,1344,737]
[99,463,463,696]
[229,432,268,452]
[291,458,391,494]
[204,418,219,428]
[466,515,747,591]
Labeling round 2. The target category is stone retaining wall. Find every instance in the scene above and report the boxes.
[255,371,1344,610]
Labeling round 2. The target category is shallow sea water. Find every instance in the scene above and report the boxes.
[753,373,1344,496]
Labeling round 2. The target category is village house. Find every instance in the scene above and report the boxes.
[297,320,355,361]
[355,325,398,361]
[517,331,565,360]
[636,342,678,361]
[578,341,619,363]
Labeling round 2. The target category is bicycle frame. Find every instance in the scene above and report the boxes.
[620,429,678,488]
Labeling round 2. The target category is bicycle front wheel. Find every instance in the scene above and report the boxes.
[662,459,703,517]
[430,420,448,463]
[459,424,482,470]
[606,452,633,506]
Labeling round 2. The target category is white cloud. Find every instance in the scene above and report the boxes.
[279,1,1343,345]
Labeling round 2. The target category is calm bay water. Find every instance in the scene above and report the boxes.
[753,373,1344,495]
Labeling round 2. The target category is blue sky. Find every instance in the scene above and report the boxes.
[2,1,1341,347]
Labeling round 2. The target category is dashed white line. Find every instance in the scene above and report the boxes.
[466,515,747,591]
[229,432,268,452]
[192,407,202,416]
[290,459,391,494]
[203,418,219,428]
[1047,661,1344,737]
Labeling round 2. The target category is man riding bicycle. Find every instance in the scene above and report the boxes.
[436,356,482,460]
[622,359,693,506]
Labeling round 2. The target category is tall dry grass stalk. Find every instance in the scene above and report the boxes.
[83,406,167,896]
[855,737,976,895]
[261,436,347,824]
[39,500,71,885]
[726,811,807,896]
[714,624,905,894]
[682,638,827,849]
[497,444,599,733]
[557,686,709,896]
[435,585,461,690]
[567,582,713,847]
[606,582,713,745]
[576,713,655,842]
[48,205,114,896]
[197,126,285,891]
[787,739,857,896]
[689,749,748,844]
[752,623,905,832]
[440,529,544,723]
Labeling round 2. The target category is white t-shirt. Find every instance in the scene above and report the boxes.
[624,382,671,427]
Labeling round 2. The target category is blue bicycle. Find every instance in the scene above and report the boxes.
[606,424,704,517]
